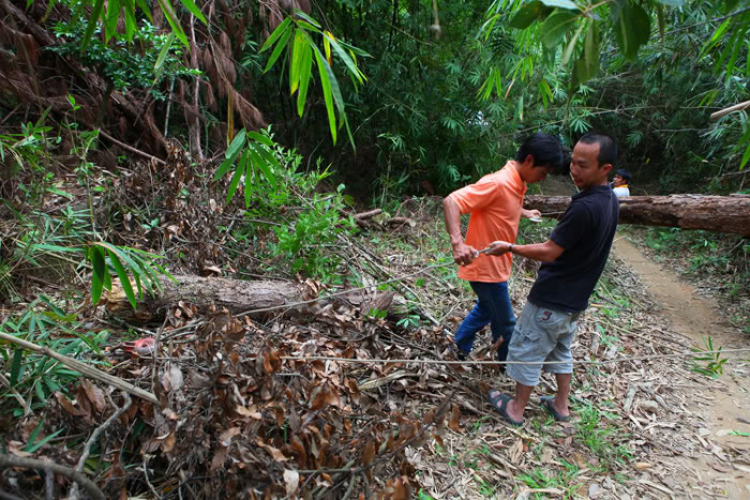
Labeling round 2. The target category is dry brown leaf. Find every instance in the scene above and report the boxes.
[449,404,461,432]
[362,439,376,466]
[79,380,106,413]
[509,438,524,465]
[256,438,289,462]
[220,427,242,446]
[54,392,84,417]
[283,470,300,497]
[210,446,228,472]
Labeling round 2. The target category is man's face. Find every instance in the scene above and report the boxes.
[613,174,625,187]
[527,166,553,184]
[570,142,610,191]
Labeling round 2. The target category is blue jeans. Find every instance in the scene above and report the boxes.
[454,281,516,361]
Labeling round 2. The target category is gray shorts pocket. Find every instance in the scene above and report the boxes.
[510,329,542,359]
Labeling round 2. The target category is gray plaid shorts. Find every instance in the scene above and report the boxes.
[506,302,582,387]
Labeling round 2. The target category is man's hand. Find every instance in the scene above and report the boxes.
[522,209,541,219]
[486,240,512,256]
[452,241,478,266]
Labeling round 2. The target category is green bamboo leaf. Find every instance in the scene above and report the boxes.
[312,46,337,143]
[250,146,277,189]
[326,34,365,83]
[106,248,137,309]
[655,0,683,4]
[214,148,241,180]
[226,128,247,158]
[290,29,305,95]
[178,0,207,24]
[260,16,292,52]
[80,0,105,52]
[741,143,750,170]
[296,20,323,33]
[105,0,121,42]
[725,26,747,79]
[153,32,176,83]
[156,0,188,48]
[226,156,245,204]
[264,26,293,72]
[293,10,322,28]
[100,243,144,298]
[247,131,274,147]
[541,10,578,49]
[135,0,153,22]
[25,429,63,454]
[582,19,600,79]
[561,21,585,66]
[9,349,22,386]
[297,41,313,116]
[714,29,739,75]
[699,18,731,59]
[90,247,105,305]
[123,0,136,40]
[253,142,281,169]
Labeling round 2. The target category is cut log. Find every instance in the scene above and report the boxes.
[105,275,304,323]
[524,195,750,236]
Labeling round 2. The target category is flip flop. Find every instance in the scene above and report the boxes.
[540,395,570,422]
[488,390,523,427]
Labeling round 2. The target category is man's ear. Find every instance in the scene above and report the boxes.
[600,163,613,176]
[523,154,535,167]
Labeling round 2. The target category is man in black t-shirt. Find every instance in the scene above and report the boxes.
[483,133,619,426]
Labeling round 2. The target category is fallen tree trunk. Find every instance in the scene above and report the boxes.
[105,275,304,323]
[524,195,750,236]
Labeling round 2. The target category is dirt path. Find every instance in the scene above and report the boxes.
[614,236,750,498]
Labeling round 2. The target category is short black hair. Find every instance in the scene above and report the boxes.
[515,132,564,172]
[578,132,617,168]
[615,169,631,182]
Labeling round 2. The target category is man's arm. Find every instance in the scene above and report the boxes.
[443,196,478,266]
[486,239,565,263]
[521,209,541,219]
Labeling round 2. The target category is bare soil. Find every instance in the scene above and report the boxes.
[614,236,750,499]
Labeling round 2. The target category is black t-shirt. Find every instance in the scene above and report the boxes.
[528,185,619,313]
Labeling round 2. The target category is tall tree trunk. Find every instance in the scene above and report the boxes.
[523,195,750,236]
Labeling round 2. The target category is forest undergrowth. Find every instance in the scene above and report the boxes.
[1,137,747,498]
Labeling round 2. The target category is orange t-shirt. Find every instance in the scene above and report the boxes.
[449,162,527,283]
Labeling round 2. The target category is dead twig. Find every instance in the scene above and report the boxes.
[69,393,132,500]
[0,455,105,500]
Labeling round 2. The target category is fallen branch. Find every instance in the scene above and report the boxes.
[98,130,166,165]
[0,455,105,500]
[357,370,415,391]
[354,209,382,220]
[0,332,159,405]
[710,100,750,121]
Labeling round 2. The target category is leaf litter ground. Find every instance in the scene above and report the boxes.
[2,197,748,499]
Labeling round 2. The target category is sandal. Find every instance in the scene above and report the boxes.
[488,390,523,427]
[540,395,570,422]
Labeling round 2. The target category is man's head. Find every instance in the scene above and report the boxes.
[570,132,617,191]
[514,132,564,184]
[613,169,631,187]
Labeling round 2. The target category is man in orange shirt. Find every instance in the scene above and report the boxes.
[443,133,564,364]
